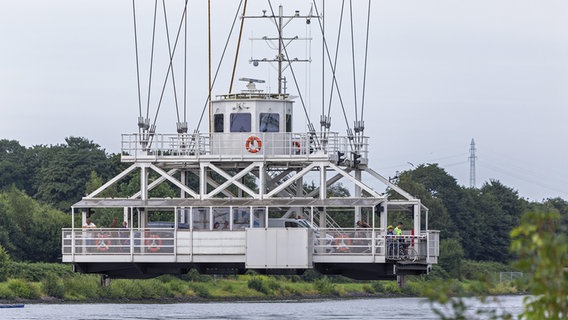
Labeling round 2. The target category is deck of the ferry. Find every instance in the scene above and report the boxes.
[63,226,438,280]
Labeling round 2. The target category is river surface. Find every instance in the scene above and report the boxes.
[2,296,525,320]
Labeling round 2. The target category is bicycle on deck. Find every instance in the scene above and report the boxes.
[387,238,417,262]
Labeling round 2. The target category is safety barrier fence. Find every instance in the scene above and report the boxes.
[120,132,369,160]
[62,228,437,263]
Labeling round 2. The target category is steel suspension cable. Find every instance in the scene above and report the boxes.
[150,1,190,130]
[161,0,181,124]
[312,1,353,139]
[320,0,325,131]
[208,0,212,130]
[146,0,159,120]
[360,0,371,129]
[349,0,358,125]
[184,0,189,123]
[132,0,143,122]
[229,0,248,93]
[195,1,245,131]
[360,0,371,142]
[324,0,345,129]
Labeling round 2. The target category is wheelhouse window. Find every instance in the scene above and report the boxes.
[230,113,251,132]
[286,114,292,132]
[259,113,279,132]
[214,114,224,132]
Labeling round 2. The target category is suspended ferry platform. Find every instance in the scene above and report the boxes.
[61,2,439,282]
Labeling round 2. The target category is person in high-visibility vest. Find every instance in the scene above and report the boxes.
[394,222,403,236]
[393,222,405,255]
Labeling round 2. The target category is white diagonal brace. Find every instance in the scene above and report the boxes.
[364,167,415,200]
[264,169,295,197]
[266,163,317,198]
[85,164,138,199]
[327,162,382,197]
[306,168,352,197]
[149,164,199,198]
[130,168,178,199]
[206,176,235,198]
[178,168,230,198]
[206,162,258,198]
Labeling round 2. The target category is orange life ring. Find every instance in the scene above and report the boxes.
[292,141,301,154]
[96,234,111,252]
[145,235,162,252]
[245,136,262,153]
[334,234,352,253]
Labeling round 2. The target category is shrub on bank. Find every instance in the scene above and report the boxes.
[42,272,65,298]
[63,275,101,300]
[0,283,15,299]
[6,262,73,281]
[7,279,41,299]
[247,276,272,295]
[313,277,339,296]
[0,246,8,282]
[187,282,211,298]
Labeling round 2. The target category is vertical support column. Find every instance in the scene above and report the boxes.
[397,274,407,288]
[380,201,388,230]
[296,175,304,197]
[354,169,362,224]
[180,170,187,198]
[139,208,147,230]
[319,164,327,230]
[123,207,129,226]
[425,208,429,231]
[413,200,421,234]
[140,164,149,200]
[200,163,207,200]
[258,163,265,199]
[319,164,326,200]
[249,206,253,228]
[100,274,111,287]
[141,164,148,201]
[81,209,88,226]
[71,207,76,256]
[296,173,303,218]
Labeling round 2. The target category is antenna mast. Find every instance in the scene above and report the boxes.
[246,5,315,94]
[469,139,477,188]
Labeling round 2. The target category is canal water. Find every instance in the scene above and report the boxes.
[2,296,525,320]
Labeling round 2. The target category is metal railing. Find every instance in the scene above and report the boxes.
[62,228,436,263]
[62,228,176,255]
[313,229,430,262]
[121,132,369,160]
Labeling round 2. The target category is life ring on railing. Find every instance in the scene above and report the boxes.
[96,234,111,252]
[145,235,162,252]
[245,136,262,153]
[334,234,352,253]
[292,141,301,154]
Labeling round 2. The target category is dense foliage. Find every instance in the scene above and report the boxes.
[510,210,568,319]
[394,164,567,268]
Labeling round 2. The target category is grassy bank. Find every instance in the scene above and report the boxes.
[0,262,525,303]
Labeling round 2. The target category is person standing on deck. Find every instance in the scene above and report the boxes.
[394,222,403,236]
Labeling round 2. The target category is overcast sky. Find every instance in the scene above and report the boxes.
[0,0,566,202]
